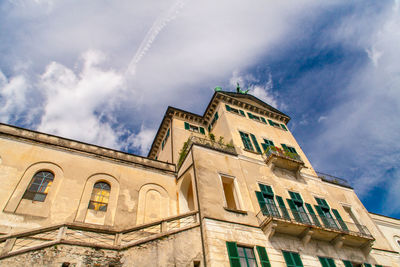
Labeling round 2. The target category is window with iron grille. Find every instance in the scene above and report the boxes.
[88,182,111,211]
[22,171,54,202]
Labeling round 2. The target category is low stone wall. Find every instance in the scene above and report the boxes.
[0,226,203,267]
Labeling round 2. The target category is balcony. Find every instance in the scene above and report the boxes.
[262,146,304,172]
[256,204,374,250]
[177,136,237,168]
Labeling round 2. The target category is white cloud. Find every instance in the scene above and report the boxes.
[37,50,125,149]
[125,126,157,155]
[307,1,400,215]
[318,116,327,123]
[0,71,38,125]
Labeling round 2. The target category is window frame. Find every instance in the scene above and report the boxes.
[219,174,243,211]
[237,245,258,267]
[88,181,111,212]
[22,170,55,202]
[239,131,255,151]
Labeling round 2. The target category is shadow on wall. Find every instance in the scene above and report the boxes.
[179,173,195,214]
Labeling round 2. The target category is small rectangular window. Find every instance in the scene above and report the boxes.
[184,122,205,135]
[239,131,254,151]
[221,176,240,210]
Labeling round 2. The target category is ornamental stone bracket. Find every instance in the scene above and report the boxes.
[331,234,345,249]
[262,222,277,240]
[361,240,374,255]
[299,228,314,246]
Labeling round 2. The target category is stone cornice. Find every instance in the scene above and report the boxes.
[0,123,176,174]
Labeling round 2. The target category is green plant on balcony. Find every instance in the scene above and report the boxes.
[218,136,224,145]
[177,138,190,168]
[208,133,215,141]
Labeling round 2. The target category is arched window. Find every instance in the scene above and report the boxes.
[88,182,110,211]
[22,171,54,202]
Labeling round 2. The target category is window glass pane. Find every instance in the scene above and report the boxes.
[248,259,257,267]
[33,193,46,202]
[238,247,245,257]
[245,247,255,259]
[240,258,247,266]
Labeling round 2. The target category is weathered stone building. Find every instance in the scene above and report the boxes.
[0,90,398,266]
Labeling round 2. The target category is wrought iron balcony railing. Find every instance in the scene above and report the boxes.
[263,146,302,162]
[256,204,373,240]
[316,172,352,189]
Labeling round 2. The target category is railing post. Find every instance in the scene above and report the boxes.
[1,237,16,255]
[57,226,67,241]
[161,221,168,233]
[114,233,122,246]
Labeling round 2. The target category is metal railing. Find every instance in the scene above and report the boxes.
[263,146,303,162]
[256,204,372,239]
[317,172,352,188]
[0,211,198,259]
[177,136,237,168]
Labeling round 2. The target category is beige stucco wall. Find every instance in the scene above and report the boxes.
[203,218,399,267]
[370,213,400,255]
[0,136,178,233]
[191,145,393,252]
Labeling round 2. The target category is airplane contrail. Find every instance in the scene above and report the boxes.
[125,0,187,76]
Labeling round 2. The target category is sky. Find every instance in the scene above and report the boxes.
[0,0,399,219]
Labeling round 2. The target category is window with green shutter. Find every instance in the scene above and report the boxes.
[314,198,339,230]
[256,246,271,267]
[363,264,372,267]
[288,191,311,224]
[226,243,258,267]
[282,144,297,154]
[226,104,245,116]
[281,124,288,131]
[208,112,219,131]
[256,184,279,217]
[282,251,304,267]
[240,131,254,151]
[184,122,205,134]
[261,139,274,152]
[318,257,336,267]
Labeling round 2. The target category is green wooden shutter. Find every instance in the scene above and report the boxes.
[287,199,301,222]
[215,112,219,119]
[283,251,303,267]
[240,131,253,151]
[256,191,267,215]
[225,104,231,111]
[250,134,262,153]
[375,265,383,267]
[281,124,288,131]
[248,112,254,119]
[327,258,336,267]
[293,253,304,267]
[331,209,348,231]
[261,143,269,152]
[208,125,211,132]
[281,144,289,151]
[256,246,271,267]
[315,205,331,227]
[261,117,267,123]
[283,251,294,267]
[342,260,353,267]
[226,242,241,267]
[268,119,274,126]
[363,264,372,267]
[184,122,190,130]
[199,127,205,135]
[305,203,321,227]
[319,257,336,267]
[276,196,290,220]
[239,110,245,116]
